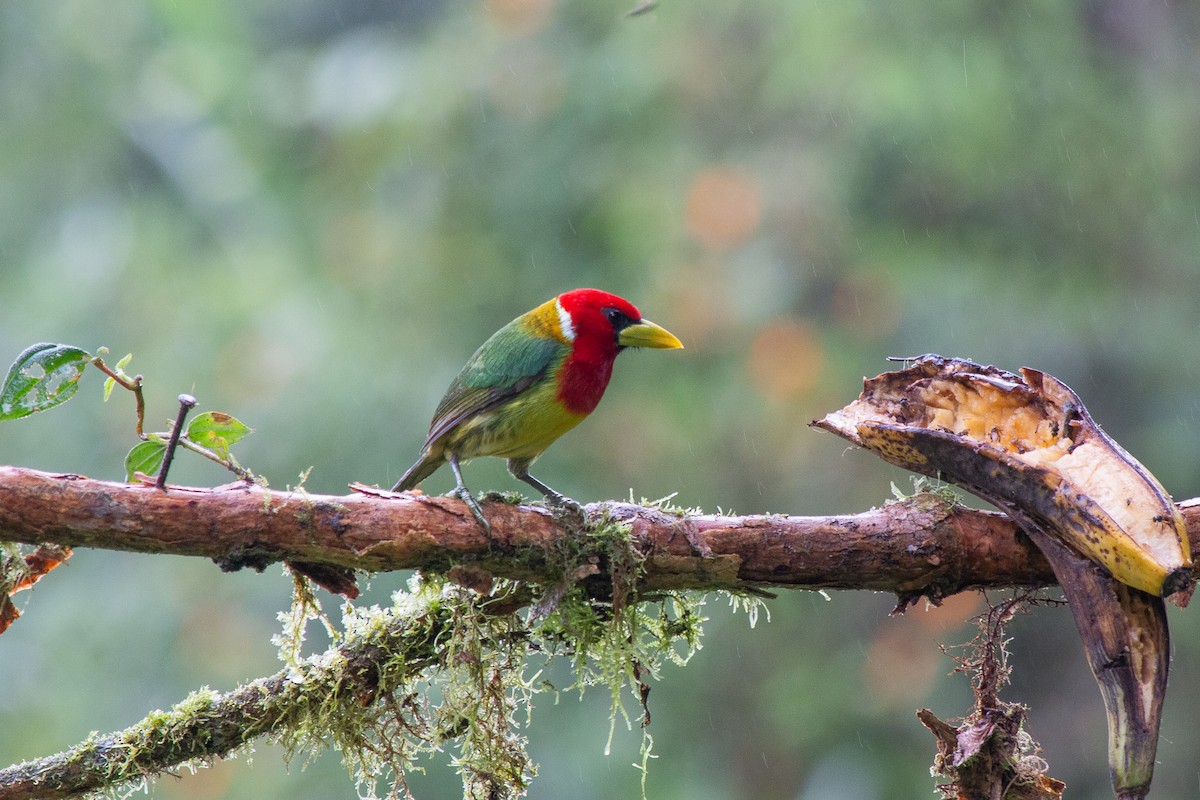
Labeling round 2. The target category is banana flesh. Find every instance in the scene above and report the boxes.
[815,355,1191,599]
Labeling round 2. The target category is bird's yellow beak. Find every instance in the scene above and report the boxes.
[618,319,684,350]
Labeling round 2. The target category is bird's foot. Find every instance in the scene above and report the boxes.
[543,492,586,526]
[448,487,492,534]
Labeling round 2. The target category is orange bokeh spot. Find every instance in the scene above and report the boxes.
[661,273,730,349]
[685,166,760,250]
[914,590,984,633]
[864,620,944,708]
[747,318,823,400]
[863,594,982,708]
[485,0,556,36]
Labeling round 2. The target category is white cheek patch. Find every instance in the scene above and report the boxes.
[555,298,576,342]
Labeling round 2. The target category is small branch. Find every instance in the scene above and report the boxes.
[3,465,1198,598]
[156,394,197,490]
[89,357,145,438]
[172,437,256,481]
[89,360,254,483]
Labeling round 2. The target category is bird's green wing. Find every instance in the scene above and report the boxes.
[423,321,567,449]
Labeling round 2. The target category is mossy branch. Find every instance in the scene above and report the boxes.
[6,465,1190,602]
[1,552,700,800]
[0,582,459,800]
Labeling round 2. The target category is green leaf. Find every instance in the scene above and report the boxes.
[103,353,134,402]
[186,411,252,459]
[1,343,92,421]
[125,440,166,482]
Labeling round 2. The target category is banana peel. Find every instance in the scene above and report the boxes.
[814,355,1191,599]
[1025,528,1167,799]
[815,355,1192,799]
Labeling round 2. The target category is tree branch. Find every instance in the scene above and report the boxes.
[5,463,1200,799]
[3,465,1199,599]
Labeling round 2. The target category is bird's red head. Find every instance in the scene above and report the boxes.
[556,288,642,355]
[550,288,683,414]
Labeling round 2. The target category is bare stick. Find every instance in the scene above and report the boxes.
[155,394,197,490]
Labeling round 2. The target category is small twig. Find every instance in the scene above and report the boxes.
[156,394,197,490]
[90,357,146,438]
[171,437,257,481]
[96,355,257,484]
[134,383,146,437]
[632,660,652,727]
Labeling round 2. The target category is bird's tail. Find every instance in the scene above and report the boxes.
[391,453,445,492]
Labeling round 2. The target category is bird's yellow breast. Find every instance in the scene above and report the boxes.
[440,376,587,461]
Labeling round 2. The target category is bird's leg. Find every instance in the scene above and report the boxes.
[507,459,585,518]
[447,454,491,533]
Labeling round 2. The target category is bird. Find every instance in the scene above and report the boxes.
[392,288,683,530]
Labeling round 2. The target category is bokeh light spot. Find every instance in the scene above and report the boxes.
[864,620,944,709]
[685,166,761,250]
[914,590,984,633]
[663,274,730,349]
[485,0,557,36]
[747,317,824,400]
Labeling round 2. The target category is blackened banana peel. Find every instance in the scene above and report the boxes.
[815,355,1193,799]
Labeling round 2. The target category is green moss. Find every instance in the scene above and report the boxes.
[890,476,962,511]
[0,542,29,595]
[73,509,735,800]
[260,508,713,800]
[630,491,704,518]
[479,489,526,505]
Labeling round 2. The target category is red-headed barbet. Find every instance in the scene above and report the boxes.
[392,288,683,529]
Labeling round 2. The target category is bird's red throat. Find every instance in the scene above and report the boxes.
[555,351,615,415]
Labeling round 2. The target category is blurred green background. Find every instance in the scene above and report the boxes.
[3,0,1200,797]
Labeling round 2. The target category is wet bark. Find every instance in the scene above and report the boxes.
[3,465,1199,600]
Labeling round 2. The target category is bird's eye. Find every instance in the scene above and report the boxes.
[603,307,631,328]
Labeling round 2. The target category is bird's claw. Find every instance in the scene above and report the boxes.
[544,493,586,525]
[448,487,492,534]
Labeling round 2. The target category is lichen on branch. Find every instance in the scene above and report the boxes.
[0,512,716,800]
